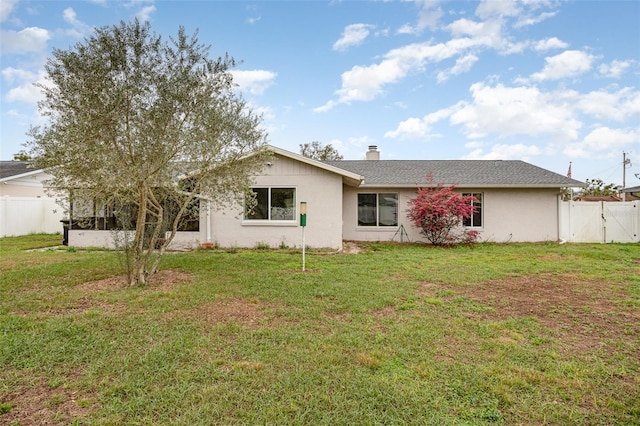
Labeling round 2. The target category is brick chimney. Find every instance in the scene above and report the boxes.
[365,145,380,160]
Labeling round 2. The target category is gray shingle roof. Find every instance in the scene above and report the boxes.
[324,160,585,188]
[0,161,37,180]
[622,185,640,193]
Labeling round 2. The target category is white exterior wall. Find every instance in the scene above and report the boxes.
[69,230,201,250]
[209,155,344,249]
[341,186,561,243]
[0,171,52,198]
[0,196,65,237]
[478,188,560,242]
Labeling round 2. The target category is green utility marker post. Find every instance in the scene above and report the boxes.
[300,202,307,271]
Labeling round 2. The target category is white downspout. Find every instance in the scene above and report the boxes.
[206,200,212,243]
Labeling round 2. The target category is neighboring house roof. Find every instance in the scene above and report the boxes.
[622,185,640,193]
[574,195,622,202]
[324,159,585,188]
[0,161,44,182]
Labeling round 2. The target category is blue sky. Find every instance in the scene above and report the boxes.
[1,0,639,186]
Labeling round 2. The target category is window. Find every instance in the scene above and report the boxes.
[245,187,296,221]
[462,193,482,227]
[69,194,200,231]
[357,193,398,227]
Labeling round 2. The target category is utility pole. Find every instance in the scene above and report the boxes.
[622,152,631,202]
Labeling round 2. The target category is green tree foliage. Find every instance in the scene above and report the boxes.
[406,182,478,246]
[300,141,343,160]
[28,20,270,286]
[579,179,619,197]
[12,151,31,161]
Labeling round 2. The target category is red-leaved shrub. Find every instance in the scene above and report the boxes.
[406,183,479,246]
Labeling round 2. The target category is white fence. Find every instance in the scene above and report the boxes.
[0,196,65,238]
[559,200,639,243]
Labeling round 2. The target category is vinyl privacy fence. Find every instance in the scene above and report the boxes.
[559,200,640,243]
[0,196,65,237]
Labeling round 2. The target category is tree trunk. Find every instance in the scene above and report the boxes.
[130,189,149,286]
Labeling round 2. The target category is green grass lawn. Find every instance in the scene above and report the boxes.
[1,234,639,425]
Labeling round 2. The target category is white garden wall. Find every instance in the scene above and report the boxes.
[559,200,639,243]
[0,196,65,237]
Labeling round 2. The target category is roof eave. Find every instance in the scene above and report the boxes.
[0,169,46,183]
[358,183,586,189]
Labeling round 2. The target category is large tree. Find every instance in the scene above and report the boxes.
[299,141,343,160]
[28,20,270,285]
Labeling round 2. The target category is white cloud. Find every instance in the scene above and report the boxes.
[530,50,594,81]
[514,11,557,28]
[2,67,35,84]
[385,106,457,140]
[500,40,529,55]
[136,5,156,22]
[598,59,632,78]
[386,78,639,156]
[231,70,277,95]
[574,87,640,121]
[316,37,483,111]
[534,37,568,51]
[396,1,443,35]
[347,135,374,148]
[318,0,558,112]
[474,0,557,28]
[582,127,638,151]
[436,53,478,82]
[0,26,50,55]
[6,108,29,123]
[450,83,582,140]
[564,127,639,158]
[475,0,520,20]
[397,24,416,35]
[333,24,374,51]
[2,67,53,105]
[62,7,92,38]
[464,140,484,149]
[63,7,78,24]
[385,117,430,140]
[416,0,444,31]
[0,0,18,22]
[446,17,496,39]
[4,71,48,104]
[463,143,541,160]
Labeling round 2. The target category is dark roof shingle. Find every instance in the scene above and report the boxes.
[324,160,584,188]
[0,161,37,180]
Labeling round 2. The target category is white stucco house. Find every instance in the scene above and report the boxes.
[0,161,52,198]
[67,145,585,249]
[0,161,65,237]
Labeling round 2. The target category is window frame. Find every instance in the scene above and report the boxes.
[243,186,297,224]
[462,192,483,228]
[357,192,399,228]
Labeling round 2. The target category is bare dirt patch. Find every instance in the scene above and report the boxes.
[341,241,363,254]
[78,269,192,291]
[172,297,293,330]
[190,298,263,328]
[0,377,94,426]
[421,274,640,356]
